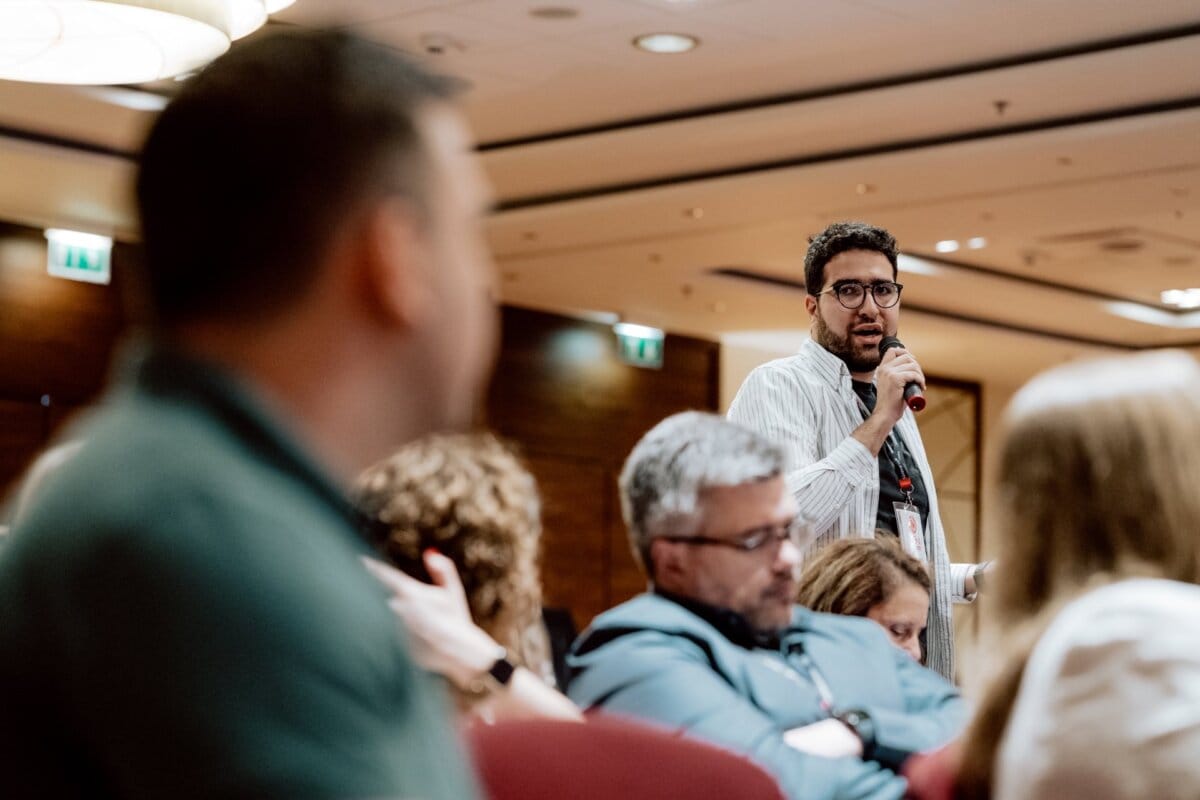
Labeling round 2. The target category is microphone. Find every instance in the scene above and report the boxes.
[879,336,926,412]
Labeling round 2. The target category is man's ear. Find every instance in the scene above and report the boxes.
[804,294,818,318]
[649,538,685,589]
[359,196,435,330]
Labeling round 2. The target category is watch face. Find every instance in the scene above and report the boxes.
[488,656,516,686]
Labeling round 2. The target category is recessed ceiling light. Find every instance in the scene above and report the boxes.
[855,183,876,195]
[684,207,704,219]
[634,32,698,54]
[1162,288,1200,309]
[967,237,987,249]
[530,6,579,19]
[935,240,960,254]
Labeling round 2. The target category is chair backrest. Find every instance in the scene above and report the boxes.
[467,714,786,800]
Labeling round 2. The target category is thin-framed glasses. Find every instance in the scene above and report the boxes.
[817,280,903,310]
[659,516,805,553]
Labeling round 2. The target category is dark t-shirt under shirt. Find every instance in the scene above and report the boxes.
[851,380,930,536]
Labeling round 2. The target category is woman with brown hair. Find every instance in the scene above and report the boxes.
[796,535,931,661]
[955,350,1200,800]
[355,432,579,722]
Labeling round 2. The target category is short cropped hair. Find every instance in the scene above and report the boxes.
[620,412,785,577]
[136,29,457,324]
[353,433,547,673]
[804,221,898,294]
[795,536,930,616]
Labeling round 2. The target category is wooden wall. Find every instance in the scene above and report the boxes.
[0,223,130,498]
[486,307,719,627]
[0,228,721,630]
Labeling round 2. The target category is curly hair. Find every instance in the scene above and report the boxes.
[804,221,898,294]
[354,432,548,675]
[795,535,930,616]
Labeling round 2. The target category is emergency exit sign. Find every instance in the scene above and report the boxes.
[45,228,112,285]
[614,322,665,369]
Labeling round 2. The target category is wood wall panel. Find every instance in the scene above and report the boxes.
[0,227,721,631]
[487,306,719,628]
[0,223,130,497]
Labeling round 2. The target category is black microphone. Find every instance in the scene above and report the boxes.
[879,336,926,412]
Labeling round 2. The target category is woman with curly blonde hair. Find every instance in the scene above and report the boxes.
[356,433,579,722]
[954,351,1200,800]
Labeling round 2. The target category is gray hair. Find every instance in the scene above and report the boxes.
[619,411,785,576]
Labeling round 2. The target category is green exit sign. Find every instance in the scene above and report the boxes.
[614,322,665,369]
[45,229,112,285]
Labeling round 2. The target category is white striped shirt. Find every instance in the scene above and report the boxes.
[727,338,973,680]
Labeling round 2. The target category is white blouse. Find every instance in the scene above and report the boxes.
[996,578,1200,800]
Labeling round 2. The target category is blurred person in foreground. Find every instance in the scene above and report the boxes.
[796,536,931,663]
[0,29,495,799]
[355,432,580,722]
[949,351,1200,800]
[0,440,84,543]
[567,412,965,800]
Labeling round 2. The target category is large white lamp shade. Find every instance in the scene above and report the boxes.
[0,0,280,85]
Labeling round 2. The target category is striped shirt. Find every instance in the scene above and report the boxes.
[727,338,974,680]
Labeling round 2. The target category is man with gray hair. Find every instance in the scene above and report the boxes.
[568,412,965,800]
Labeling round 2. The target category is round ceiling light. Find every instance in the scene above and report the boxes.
[633,32,699,54]
[0,0,288,85]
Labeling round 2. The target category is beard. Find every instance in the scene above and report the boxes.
[813,313,882,374]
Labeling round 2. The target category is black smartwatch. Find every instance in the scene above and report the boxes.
[836,708,913,770]
[465,651,516,698]
[834,709,877,762]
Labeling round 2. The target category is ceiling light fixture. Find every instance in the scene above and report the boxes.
[634,32,699,54]
[0,1,290,85]
[967,237,987,249]
[897,254,942,276]
[934,240,960,254]
[1162,288,1200,309]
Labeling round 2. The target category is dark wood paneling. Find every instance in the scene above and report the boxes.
[524,454,610,625]
[487,306,719,627]
[0,237,722,628]
[0,400,49,496]
[0,223,131,498]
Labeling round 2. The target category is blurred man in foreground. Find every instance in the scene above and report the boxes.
[0,29,495,798]
[568,412,964,800]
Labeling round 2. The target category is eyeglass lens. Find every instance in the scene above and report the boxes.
[834,282,901,309]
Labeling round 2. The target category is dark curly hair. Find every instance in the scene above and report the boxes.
[804,221,898,295]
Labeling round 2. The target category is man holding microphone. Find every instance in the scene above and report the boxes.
[728,221,985,679]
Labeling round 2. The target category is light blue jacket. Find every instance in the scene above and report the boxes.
[568,594,965,800]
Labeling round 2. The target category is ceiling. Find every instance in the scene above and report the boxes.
[1,0,1199,387]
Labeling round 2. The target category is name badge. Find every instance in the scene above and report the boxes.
[894,502,928,563]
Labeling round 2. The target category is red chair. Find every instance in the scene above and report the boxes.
[467,715,786,800]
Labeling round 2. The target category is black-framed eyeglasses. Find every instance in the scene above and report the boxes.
[817,280,903,310]
[659,516,804,553]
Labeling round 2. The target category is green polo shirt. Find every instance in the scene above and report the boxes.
[0,345,477,799]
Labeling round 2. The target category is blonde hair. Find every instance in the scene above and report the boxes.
[796,535,930,617]
[354,432,549,676]
[959,350,1200,798]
